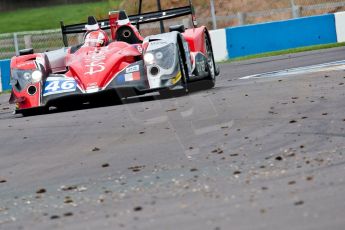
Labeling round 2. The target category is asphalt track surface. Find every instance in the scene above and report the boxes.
[1,47,345,230]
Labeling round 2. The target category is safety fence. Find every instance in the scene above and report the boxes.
[0,30,64,60]
[204,0,345,29]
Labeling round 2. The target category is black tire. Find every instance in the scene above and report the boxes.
[20,110,34,117]
[177,42,189,93]
[205,34,216,88]
[20,107,47,117]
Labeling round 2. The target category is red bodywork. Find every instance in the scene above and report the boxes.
[10,41,144,111]
[65,42,142,91]
[184,26,207,54]
[9,11,212,113]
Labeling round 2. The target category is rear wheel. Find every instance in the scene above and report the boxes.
[205,35,216,88]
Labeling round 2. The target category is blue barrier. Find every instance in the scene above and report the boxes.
[0,59,11,91]
[226,14,337,58]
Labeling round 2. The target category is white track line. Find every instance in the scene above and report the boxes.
[240,60,345,80]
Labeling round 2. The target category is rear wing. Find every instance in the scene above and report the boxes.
[60,0,197,47]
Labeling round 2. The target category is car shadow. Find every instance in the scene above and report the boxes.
[20,80,215,117]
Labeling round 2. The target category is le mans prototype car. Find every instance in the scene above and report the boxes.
[9,0,219,115]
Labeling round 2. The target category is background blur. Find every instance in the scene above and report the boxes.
[1,0,345,59]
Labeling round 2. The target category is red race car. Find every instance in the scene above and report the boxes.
[9,0,219,116]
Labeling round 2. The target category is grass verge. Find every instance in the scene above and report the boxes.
[0,1,121,33]
[224,42,345,63]
[0,90,11,95]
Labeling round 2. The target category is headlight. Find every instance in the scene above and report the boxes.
[12,69,42,83]
[155,52,163,60]
[145,43,175,69]
[31,70,43,83]
[11,69,43,91]
[144,53,155,64]
[23,72,31,80]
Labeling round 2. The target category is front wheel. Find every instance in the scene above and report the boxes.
[20,107,47,117]
[159,42,189,97]
[177,42,189,94]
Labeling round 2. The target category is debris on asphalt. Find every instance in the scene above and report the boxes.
[233,171,241,175]
[60,185,78,191]
[60,185,87,192]
[275,156,283,161]
[306,176,314,181]
[128,165,146,172]
[133,206,143,212]
[50,215,60,220]
[294,200,304,206]
[102,163,110,168]
[212,148,223,154]
[36,188,47,194]
[64,196,74,204]
[63,212,73,217]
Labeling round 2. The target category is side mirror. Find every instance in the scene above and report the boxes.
[19,48,34,56]
[169,25,185,33]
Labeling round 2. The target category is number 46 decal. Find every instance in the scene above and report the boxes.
[43,78,77,96]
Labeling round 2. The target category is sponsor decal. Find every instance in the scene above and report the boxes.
[17,61,35,68]
[125,72,140,81]
[87,82,98,87]
[171,71,182,85]
[86,86,99,93]
[85,50,106,75]
[136,45,143,54]
[43,77,77,96]
[116,71,141,84]
[151,41,168,45]
[126,65,140,73]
